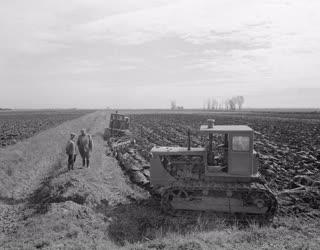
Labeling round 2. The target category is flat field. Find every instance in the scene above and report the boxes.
[1,110,320,249]
[0,109,94,147]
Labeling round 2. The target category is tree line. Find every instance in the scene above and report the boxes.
[170,96,244,111]
[203,96,245,111]
[170,101,184,110]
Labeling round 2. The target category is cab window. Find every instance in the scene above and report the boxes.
[232,136,250,152]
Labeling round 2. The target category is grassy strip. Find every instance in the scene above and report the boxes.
[0,111,99,200]
[124,216,320,250]
[1,111,148,249]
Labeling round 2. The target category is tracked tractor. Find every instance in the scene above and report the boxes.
[104,112,130,140]
[150,119,277,221]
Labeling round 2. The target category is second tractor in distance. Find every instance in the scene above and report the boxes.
[104,111,130,140]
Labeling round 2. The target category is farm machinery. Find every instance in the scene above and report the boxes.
[104,111,136,162]
[150,119,278,221]
[104,111,130,140]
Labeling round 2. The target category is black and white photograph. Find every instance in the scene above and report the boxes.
[0,0,320,249]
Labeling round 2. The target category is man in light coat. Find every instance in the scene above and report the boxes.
[66,133,77,171]
[77,129,93,168]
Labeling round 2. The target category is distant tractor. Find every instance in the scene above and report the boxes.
[150,119,277,221]
[104,112,130,139]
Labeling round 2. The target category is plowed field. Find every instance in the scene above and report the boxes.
[110,112,320,218]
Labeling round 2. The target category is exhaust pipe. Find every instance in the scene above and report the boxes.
[187,129,191,151]
[207,119,215,129]
[207,119,215,165]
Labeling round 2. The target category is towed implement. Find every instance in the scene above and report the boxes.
[150,119,277,221]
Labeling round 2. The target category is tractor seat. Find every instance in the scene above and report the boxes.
[207,165,226,173]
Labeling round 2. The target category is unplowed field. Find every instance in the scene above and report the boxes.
[110,112,320,218]
[0,110,93,147]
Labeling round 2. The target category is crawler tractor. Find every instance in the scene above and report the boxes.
[104,112,130,140]
[150,119,277,221]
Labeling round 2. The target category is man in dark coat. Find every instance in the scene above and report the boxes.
[77,129,93,168]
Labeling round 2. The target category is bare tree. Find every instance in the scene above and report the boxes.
[217,97,223,110]
[203,100,206,110]
[229,98,236,111]
[211,98,218,110]
[224,99,230,110]
[170,100,176,110]
[237,96,245,110]
[177,106,184,110]
[207,98,211,110]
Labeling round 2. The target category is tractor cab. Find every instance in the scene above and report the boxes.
[109,113,130,131]
[200,119,258,177]
[150,119,259,187]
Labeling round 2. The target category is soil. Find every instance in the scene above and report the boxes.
[110,112,320,218]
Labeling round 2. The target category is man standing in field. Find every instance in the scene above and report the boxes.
[77,129,93,168]
[66,133,77,171]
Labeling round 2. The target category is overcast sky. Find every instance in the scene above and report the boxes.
[1,0,319,109]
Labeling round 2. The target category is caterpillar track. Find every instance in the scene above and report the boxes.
[160,182,278,222]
